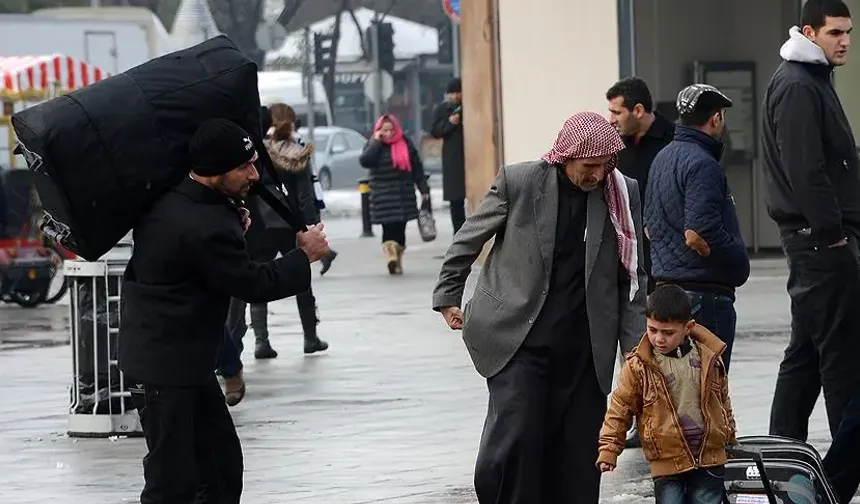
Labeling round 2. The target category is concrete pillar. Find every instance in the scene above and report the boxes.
[460,0,502,214]
[497,0,620,163]
[460,0,621,213]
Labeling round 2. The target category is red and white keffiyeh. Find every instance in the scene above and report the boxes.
[541,111,639,301]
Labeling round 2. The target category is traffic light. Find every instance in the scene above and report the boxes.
[375,22,395,73]
[313,32,335,75]
[437,22,453,64]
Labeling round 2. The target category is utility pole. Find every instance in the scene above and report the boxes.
[303,27,316,141]
[370,21,383,120]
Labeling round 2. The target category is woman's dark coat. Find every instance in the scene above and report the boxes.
[430,101,466,202]
[359,137,430,225]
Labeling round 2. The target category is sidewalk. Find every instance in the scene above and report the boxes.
[0,217,840,503]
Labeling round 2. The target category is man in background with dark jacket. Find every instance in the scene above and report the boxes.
[762,0,860,445]
[118,118,330,503]
[431,78,466,234]
[606,76,675,449]
[646,84,750,371]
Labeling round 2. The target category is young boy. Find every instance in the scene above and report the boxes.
[597,284,737,503]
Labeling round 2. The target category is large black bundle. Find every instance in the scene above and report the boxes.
[11,36,300,261]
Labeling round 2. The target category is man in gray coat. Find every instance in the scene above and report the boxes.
[432,111,647,503]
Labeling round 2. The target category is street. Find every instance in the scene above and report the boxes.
[0,216,844,503]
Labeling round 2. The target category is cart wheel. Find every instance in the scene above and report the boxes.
[42,246,69,304]
[11,290,44,308]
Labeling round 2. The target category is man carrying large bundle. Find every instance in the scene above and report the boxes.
[118,119,330,503]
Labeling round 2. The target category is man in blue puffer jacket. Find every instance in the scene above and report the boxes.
[645,84,750,371]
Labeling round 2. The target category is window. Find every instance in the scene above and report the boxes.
[331,133,349,153]
[311,133,331,150]
[345,131,368,150]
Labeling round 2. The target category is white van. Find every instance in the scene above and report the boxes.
[257,71,332,128]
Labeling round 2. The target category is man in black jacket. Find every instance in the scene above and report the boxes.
[118,118,329,503]
[762,0,860,443]
[431,78,466,234]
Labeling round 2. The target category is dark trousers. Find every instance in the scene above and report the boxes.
[653,466,726,504]
[474,317,606,503]
[241,229,318,347]
[217,327,243,378]
[129,376,243,503]
[382,221,407,247]
[687,291,737,371]
[770,232,860,440]
[450,199,466,235]
[644,236,656,294]
[823,391,860,503]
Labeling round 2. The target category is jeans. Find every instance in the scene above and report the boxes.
[770,231,860,440]
[653,466,726,504]
[217,327,243,378]
[823,391,860,503]
[686,290,737,372]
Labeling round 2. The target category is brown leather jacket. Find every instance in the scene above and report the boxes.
[597,325,737,477]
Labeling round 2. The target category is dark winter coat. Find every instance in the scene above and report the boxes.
[645,126,750,289]
[431,100,466,201]
[359,137,430,225]
[762,27,860,244]
[118,178,312,386]
[246,133,319,260]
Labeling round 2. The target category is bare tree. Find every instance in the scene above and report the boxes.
[347,6,368,60]
[276,0,305,27]
[207,0,266,65]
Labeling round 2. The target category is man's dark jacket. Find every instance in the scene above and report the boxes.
[430,101,465,202]
[645,126,750,289]
[617,111,674,291]
[617,111,675,204]
[762,49,860,244]
[118,178,312,386]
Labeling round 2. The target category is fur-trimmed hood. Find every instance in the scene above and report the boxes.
[264,133,313,173]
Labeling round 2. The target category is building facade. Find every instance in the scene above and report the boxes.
[462,0,860,251]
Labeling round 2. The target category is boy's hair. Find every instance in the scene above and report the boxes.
[646,285,692,323]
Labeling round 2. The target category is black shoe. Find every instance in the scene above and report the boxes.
[320,250,338,276]
[254,339,278,359]
[304,336,329,354]
[625,429,642,448]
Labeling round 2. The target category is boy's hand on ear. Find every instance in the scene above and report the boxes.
[685,229,711,257]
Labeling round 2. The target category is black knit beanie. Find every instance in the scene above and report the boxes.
[189,118,257,176]
[446,78,462,94]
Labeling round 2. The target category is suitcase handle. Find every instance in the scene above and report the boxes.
[723,445,778,504]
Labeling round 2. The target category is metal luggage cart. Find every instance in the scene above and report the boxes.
[64,237,141,437]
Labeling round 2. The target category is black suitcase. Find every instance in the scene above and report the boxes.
[11,35,302,261]
[724,436,838,504]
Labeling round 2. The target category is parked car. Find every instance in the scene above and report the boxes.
[296,126,369,191]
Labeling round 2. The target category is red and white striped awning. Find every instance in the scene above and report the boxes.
[0,54,109,101]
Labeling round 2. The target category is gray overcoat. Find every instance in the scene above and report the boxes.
[432,160,647,395]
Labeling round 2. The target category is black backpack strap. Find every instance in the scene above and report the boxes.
[250,133,308,233]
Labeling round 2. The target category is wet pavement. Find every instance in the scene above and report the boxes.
[0,216,850,503]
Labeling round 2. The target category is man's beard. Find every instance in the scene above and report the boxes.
[214,179,250,200]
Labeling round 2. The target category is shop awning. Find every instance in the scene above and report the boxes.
[0,54,109,101]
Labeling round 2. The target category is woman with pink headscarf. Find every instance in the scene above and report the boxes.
[359,114,430,275]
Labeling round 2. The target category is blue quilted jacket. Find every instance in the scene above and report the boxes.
[644,126,750,288]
